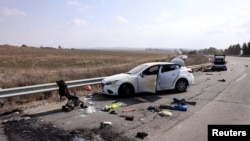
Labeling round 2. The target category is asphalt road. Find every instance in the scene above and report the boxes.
[155,56,250,141]
[1,56,250,141]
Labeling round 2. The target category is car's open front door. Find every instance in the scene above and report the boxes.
[137,65,159,93]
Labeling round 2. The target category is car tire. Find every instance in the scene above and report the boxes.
[175,79,188,92]
[118,83,134,97]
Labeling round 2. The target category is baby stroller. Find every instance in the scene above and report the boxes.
[56,80,85,112]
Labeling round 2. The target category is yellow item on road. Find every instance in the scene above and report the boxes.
[158,110,172,117]
[105,103,122,109]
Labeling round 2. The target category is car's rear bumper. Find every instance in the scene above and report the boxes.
[187,73,194,85]
[211,65,227,70]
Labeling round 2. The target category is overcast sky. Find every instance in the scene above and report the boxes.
[1,0,250,49]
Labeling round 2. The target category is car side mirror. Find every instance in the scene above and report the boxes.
[140,73,144,78]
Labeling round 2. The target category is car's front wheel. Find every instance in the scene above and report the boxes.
[118,83,134,97]
[175,79,188,92]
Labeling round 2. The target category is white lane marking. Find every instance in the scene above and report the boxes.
[236,73,247,82]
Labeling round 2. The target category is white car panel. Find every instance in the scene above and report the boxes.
[157,64,180,90]
[102,73,136,95]
[138,73,157,93]
[101,62,194,96]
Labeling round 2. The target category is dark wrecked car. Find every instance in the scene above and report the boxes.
[211,54,227,71]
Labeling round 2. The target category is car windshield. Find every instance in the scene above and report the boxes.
[126,64,148,75]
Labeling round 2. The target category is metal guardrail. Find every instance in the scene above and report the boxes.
[0,77,105,98]
[0,63,211,99]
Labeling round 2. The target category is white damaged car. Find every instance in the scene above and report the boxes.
[101,62,194,97]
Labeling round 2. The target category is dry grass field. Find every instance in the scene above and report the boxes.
[0,45,209,110]
[0,45,178,88]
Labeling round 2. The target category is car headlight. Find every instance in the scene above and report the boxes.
[105,80,119,85]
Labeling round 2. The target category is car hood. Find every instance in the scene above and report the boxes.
[102,73,130,82]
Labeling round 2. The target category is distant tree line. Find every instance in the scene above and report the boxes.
[198,47,224,55]
[198,40,250,56]
[224,44,241,55]
[242,42,250,55]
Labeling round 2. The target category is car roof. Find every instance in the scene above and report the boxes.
[141,62,175,66]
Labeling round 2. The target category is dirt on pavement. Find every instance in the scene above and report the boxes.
[1,109,136,141]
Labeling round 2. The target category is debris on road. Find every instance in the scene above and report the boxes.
[120,115,134,121]
[218,79,226,82]
[136,132,148,139]
[83,85,92,91]
[158,110,172,117]
[147,105,160,113]
[0,109,32,124]
[85,106,96,114]
[171,98,197,106]
[105,103,122,110]
[100,121,112,128]
[101,107,110,112]
[159,104,187,111]
[56,80,85,112]
[84,94,93,100]
[109,110,117,114]
[122,108,136,112]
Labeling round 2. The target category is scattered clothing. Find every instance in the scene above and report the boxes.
[171,98,196,106]
[159,105,172,109]
[159,104,187,111]
[170,104,187,111]
[147,106,160,113]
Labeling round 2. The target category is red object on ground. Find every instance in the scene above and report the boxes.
[83,85,92,91]
[122,108,136,112]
